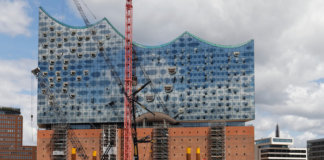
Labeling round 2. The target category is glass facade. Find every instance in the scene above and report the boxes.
[273,138,293,143]
[37,7,255,125]
[256,138,271,145]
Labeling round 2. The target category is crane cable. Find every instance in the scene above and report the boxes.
[79,0,97,20]
[30,72,36,143]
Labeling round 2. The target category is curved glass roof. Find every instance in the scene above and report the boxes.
[40,7,253,49]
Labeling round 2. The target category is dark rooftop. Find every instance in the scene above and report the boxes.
[0,106,21,115]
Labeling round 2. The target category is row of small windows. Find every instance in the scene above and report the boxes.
[42,44,106,53]
[42,91,250,104]
[0,116,20,120]
[42,51,98,60]
[0,155,33,159]
[140,52,249,63]
[261,149,306,153]
[41,41,252,60]
[42,70,88,77]
[0,120,18,124]
[43,37,110,46]
[40,58,252,74]
[45,26,99,35]
[39,111,251,120]
[0,138,16,141]
[261,154,306,158]
[41,70,250,82]
[0,125,18,128]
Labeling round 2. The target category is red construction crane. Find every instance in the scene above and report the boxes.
[124,0,133,159]
[73,0,135,159]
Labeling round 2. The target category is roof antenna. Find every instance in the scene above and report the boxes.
[275,123,280,138]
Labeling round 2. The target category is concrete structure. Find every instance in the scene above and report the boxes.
[36,6,255,160]
[307,138,324,160]
[255,126,306,160]
[0,106,37,160]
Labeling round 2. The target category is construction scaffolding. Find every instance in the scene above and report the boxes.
[208,122,226,160]
[51,124,68,160]
[152,124,169,160]
[120,129,124,160]
[101,125,117,160]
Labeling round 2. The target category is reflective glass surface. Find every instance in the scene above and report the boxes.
[37,8,255,125]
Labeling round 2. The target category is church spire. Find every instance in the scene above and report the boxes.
[276,124,280,138]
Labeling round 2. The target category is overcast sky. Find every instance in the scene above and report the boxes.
[0,0,323,147]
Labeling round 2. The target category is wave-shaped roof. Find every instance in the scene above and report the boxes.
[40,7,253,49]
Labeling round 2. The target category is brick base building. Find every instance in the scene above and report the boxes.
[0,107,37,160]
[37,125,254,160]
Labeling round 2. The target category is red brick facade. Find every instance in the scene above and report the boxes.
[0,114,37,160]
[225,126,255,160]
[37,126,254,160]
[37,129,102,160]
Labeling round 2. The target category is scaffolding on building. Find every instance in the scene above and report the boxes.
[152,124,169,160]
[51,124,68,160]
[208,122,226,160]
[120,129,124,160]
[101,125,117,160]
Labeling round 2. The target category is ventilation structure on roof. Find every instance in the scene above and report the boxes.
[233,51,240,57]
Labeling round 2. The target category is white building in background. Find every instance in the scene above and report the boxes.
[254,125,307,160]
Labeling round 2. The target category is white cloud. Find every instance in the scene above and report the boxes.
[0,0,32,36]
[0,59,37,146]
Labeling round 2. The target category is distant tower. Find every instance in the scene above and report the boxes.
[276,124,280,138]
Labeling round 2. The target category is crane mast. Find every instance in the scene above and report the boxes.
[72,0,135,159]
[124,0,133,159]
